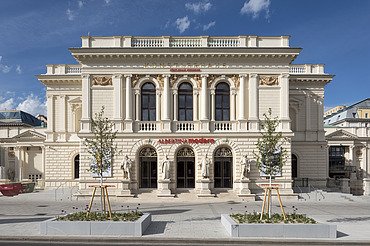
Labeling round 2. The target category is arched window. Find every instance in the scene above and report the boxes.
[215,82,230,121]
[141,82,156,121]
[178,82,193,121]
[74,154,80,179]
[176,147,195,188]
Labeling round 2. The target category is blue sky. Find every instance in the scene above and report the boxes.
[0,0,369,116]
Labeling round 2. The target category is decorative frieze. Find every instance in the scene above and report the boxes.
[92,76,112,86]
[259,75,279,86]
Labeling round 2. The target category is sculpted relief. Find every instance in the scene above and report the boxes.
[92,76,112,86]
[259,75,278,86]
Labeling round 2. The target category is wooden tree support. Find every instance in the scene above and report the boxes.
[260,186,286,220]
[87,185,113,219]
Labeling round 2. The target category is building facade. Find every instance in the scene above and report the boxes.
[13,35,333,197]
[325,98,370,195]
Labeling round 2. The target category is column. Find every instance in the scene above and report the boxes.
[200,75,209,120]
[135,90,140,121]
[15,147,21,181]
[113,74,123,130]
[162,75,171,132]
[193,90,199,121]
[124,75,133,132]
[162,75,171,120]
[211,89,215,121]
[280,73,290,130]
[59,95,66,141]
[317,97,325,141]
[46,95,54,140]
[230,88,236,121]
[156,89,161,121]
[173,90,178,121]
[80,74,91,133]
[305,93,311,141]
[247,74,258,131]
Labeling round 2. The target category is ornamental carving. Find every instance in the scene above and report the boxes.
[156,75,164,88]
[193,75,201,88]
[132,75,141,86]
[259,75,278,86]
[176,147,195,157]
[231,75,240,88]
[207,75,216,87]
[92,76,112,86]
[214,147,233,157]
[139,147,157,157]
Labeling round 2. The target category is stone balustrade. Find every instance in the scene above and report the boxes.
[290,64,325,74]
[46,65,81,75]
[81,35,290,48]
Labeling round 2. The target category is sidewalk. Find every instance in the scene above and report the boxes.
[1,189,370,243]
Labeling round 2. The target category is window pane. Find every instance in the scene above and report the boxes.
[142,110,148,121]
[223,110,230,121]
[216,109,222,121]
[179,95,185,108]
[216,95,222,108]
[142,95,148,106]
[149,95,156,107]
[149,109,156,121]
[186,95,193,108]
[186,110,193,121]
[179,109,185,121]
[223,96,230,107]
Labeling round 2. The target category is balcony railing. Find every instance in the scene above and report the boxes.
[138,122,159,132]
[46,65,81,75]
[213,121,236,131]
[175,121,196,132]
[81,35,290,48]
[289,64,325,74]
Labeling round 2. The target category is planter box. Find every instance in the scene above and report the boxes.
[21,182,35,193]
[40,213,151,236]
[221,214,337,238]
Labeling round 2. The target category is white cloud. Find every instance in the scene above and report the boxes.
[203,21,216,31]
[0,64,11,73]
[16,65,22,74]
[0,98,15,110]
[185,1,212,14]
[66,8,76,21]
[175,16,190,33]
[241,0,270,19]
[16,94,46,116]
[78,0,84,8]
[104,0,111,5]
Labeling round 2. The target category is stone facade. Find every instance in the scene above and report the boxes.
[33,35,333,197]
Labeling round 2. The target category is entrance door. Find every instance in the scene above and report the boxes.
[291,154,298,179]
[214,147,233,188]
[176,147,195,188]
[139,147,157,188]
[177,158,195,188]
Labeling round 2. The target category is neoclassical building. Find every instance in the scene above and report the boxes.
[15,35,333,197]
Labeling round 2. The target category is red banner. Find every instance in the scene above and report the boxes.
[158,138,215,144]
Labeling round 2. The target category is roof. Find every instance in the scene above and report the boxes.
[0,110,42,127]
[324,98,370,120]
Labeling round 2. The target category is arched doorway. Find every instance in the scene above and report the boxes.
[139,147,157,188]
[176,147,195,188]
[74,154,80,179]
[292,154,298,179]
[214,147,233,188]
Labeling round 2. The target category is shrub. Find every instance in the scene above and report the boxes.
[230,212,316,224]
[57,211,143,222]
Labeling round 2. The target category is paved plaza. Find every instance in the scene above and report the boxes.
[1,189,370,244]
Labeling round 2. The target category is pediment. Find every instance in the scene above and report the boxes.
[326,129,358,140]
[11,130,46,141]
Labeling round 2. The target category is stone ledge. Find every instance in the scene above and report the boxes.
[40,213,151,236]
[221,214,337,238]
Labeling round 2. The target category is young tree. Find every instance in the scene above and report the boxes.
[84,106,118,214]
[254,108,287,218]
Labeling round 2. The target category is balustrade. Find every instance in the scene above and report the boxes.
[138,122,158,132]
[214,122,233,131]
[208,38,239,47]
[176,122,195,131]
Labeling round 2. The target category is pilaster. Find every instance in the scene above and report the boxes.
[113,74,123,131]
[124,75,133,132]
[200,75,210,132]
[247,74,258,131]
[280,73,290,131]
[80,74,91,133]
[162,74,171,132]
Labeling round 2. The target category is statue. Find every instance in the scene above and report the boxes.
[201,154,211,179]
[121,155,132,180]
[240,155,250,179]
[161,155,170,180]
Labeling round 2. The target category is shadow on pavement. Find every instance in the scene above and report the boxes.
[143,209,190,215]
[327,216,370,222]
[0,217,52,224]
[143,220,173,235]
[337,231,349,238]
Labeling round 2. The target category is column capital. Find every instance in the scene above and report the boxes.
[113,74,123,79]
[172,89,178,95]
[280,73,290,78]
[81,73,90,79]
[201,74,209,78]
[124,74,133,78]
[248,73,258,79]
[210,89,215,95]
[163,74,171,78]
[135,89,141,95]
